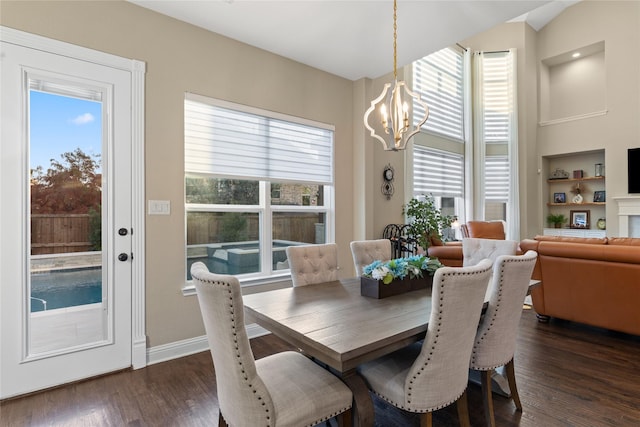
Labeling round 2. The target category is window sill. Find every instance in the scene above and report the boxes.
[182,272,292,297]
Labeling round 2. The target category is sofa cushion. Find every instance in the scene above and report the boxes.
[607,237,640,246]
[464,221,506,240]
[534,235,607,245]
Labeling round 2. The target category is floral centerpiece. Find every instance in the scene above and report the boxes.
[363,255,443,284]
[360,255,443,298]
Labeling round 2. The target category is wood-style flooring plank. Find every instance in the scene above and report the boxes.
[1,308,639,426]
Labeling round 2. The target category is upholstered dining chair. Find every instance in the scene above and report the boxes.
[350,239,392,276]
[462,238,518,268]
[286,243,339,287]
[357,259,493,427]
[190,262,353,427]
[470,250,538,427]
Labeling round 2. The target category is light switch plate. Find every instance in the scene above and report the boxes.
[148,200,170,215]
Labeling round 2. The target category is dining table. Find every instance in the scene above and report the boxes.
[242,277,540,427]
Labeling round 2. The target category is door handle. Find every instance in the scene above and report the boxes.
[118,228,128,236]
[118,253,129,262]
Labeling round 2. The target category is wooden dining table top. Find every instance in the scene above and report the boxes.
[242,277,433,373]
[244,276,540,427]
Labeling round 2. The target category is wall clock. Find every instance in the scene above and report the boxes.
[382,164,395,200]
[597,218,606,230]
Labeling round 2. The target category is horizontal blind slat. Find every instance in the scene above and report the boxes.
[413,145,464,198]
[185,98,333,184]
[412,47,464,142]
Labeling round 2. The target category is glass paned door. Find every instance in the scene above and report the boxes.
[28,85,107,356]
[1,37,133,399]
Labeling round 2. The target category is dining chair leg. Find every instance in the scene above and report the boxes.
[456,389,471,427]
[480,370,496,427]
[337,408,352,427]
[419,411,433,427]
[505,359,523,411]
[218,411,228,427]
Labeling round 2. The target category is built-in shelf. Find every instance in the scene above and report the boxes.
[547,176,605,184]
[547,202,606,207]
[543,151,606,232]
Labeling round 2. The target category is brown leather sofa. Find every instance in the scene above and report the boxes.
[427,221,506,266]
[520,235,640,336]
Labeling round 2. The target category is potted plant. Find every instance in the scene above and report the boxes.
[403,194,453,251]
[546,213,567,228]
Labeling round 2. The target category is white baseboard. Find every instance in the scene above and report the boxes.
[146,323,272,365]
[146,335,209,365]
[246,323,271,339]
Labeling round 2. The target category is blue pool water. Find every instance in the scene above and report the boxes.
[30,268,102,312]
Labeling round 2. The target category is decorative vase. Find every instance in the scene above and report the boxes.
[360,275,433,299]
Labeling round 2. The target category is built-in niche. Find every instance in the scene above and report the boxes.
[539,41,606,123]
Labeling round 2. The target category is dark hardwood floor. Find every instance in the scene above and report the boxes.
[2,307,639,426]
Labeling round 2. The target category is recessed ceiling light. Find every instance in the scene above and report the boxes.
[572,52,581,58]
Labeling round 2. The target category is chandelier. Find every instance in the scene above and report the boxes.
[363,0,429,151]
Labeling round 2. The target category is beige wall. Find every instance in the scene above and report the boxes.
[2,0,639,349]
[536,1,640,237]
[1,0,354,347]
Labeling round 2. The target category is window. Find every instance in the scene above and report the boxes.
[413,47,465,142]
[184,94,334,284]
[484,156,509,220]
[411,47,468,233]
[412,145,464,240]
[413,146,464,199]
[474,50,519,237]
[411,47,519,238]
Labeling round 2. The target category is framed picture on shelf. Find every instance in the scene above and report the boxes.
[570,210,590,229]
[553,192,566,203]
[593,190,606,202]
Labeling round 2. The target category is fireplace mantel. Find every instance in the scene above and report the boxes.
[613,196,640,237]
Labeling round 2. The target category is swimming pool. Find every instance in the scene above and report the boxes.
[30,267,102,312]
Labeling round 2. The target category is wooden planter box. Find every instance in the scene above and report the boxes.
[360,275,433,299]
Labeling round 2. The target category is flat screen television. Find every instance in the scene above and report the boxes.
[629,148,640,193]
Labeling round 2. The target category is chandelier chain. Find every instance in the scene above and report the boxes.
[393,0,397,79]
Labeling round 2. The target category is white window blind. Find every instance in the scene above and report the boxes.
[485,156,509,202]
[413,47,464,141]
[474,49,518,238]
[413,145,464,198]
[480,53,513,144]
[29,78,103,102]
[185,94,334,185]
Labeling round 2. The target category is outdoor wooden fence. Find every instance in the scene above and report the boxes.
[187,212,323,245]
[34,212,324,256]
[31,214,92,255]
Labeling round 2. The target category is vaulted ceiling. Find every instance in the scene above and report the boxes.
[128,1,579,81]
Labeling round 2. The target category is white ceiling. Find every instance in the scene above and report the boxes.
[128,0,579,81]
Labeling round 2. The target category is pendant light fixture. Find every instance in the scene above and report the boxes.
[364,0,429,151]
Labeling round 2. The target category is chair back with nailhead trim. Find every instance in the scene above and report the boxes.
[191,262,276,427]
[350,239,392,276]
[286,243,339,287]
[470,250,538,370]
[403,258,493,411]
